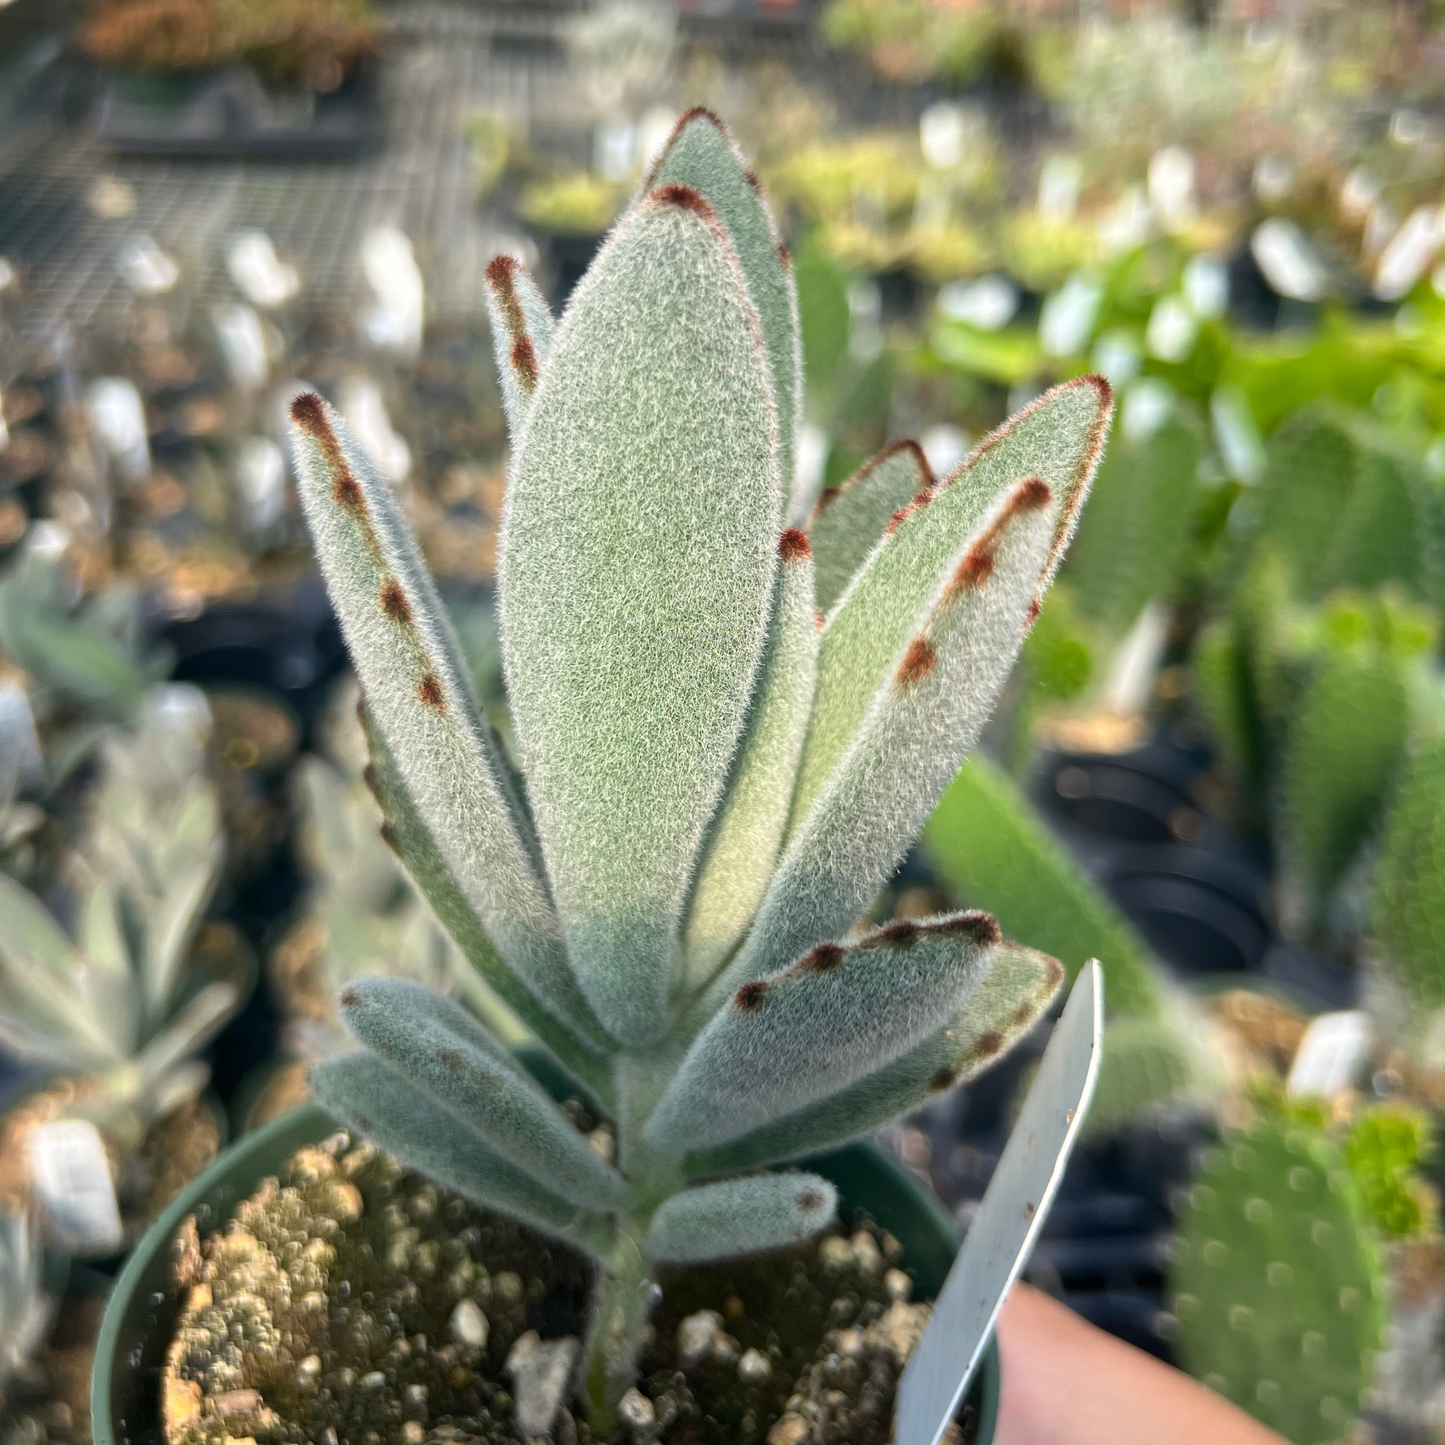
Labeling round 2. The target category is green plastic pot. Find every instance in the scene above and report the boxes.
[94,1083,1001,1445]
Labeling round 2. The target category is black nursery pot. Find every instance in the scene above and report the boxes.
[93,1103,1002,1445]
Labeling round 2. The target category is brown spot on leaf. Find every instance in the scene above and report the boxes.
[938,911,1002,947]
[967,1030,1004,1063]
[1027,599,1041,625]
[417,673,445,710]
[379,580,411,623]
[953,540,996,591]
[486,256,541,394]
[1008,1001,1037,1029]
[510,336,539,393]
[338,987,361,1009]
[929,1066,958,1093]
[439,1047,461,1071]
[777,240,791,269]
[655,182,712,216]
[779,528,811,562]
[799,942,846,973]
[874,919,920,950]
[797,1189,825,1211]
[734,980,768,1012]
[895,637,936,687]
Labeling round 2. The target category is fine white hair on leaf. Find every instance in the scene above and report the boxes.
[499,186,782,1047]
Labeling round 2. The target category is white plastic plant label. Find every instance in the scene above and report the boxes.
[29,1120,123,1254]
[1287,1010,1371,1100]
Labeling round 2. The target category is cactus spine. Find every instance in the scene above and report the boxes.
[1170,1115,1387,1444]
[289,108,1112,1426]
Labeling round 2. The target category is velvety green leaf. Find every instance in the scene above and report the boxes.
[807,441,934,616]
[310,1051,611,1255]
[338,977,625,1209]
[643,108,800,503]
[680,532,818,995]
[688,942,1062,1174]
[792,378,1111,833]
[288,394,598,1049]
[359,711,617,1091]
[500,187,782,1045]
[650,911,1000,1153]
[710,474,1058,1000]
[643,1172,836,1264]
[484,255,554,443]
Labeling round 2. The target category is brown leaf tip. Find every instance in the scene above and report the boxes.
[675,104,728,135]
[338,986,361,1010]
[290,392,362,512]
[895,637,937,687]
[289,391,327,430]
[796,1188,825,1211]
[379,579,411,623]
[655,182,713,217]
[929,1066,958,1093]
[939,910,1002,948]
[874,918,920,950]
[733,980,768,1012]
[485,254,520,287]
[799,942,846,973]
[417,673,445,710]
[1026,598,1041,625]
[779,528,811,562]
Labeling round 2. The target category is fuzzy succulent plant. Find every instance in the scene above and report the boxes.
[288,110,1112,1427]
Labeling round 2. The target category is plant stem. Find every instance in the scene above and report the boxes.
[584,1231,651,1435]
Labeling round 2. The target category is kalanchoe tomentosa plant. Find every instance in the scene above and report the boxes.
[287,109,1112,1430]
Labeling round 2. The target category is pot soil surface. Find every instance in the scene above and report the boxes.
[161,1129,977,1445]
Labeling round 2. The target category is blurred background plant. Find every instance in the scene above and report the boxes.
[10,0,1445,1439]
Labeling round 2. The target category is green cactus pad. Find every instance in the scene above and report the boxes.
[1372,739,1445,1011]
[1170,1116,1386,1445]
[1064,416,1200,636]
[1281,645,1407,915]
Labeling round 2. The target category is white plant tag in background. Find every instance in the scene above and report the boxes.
[30,1120,123,1254]
[1287,1010,1371,1099]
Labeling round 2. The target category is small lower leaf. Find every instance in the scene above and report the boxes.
[310,1051,611,1255]
[642,1172,836,1264]
[687,942,1062,1174]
